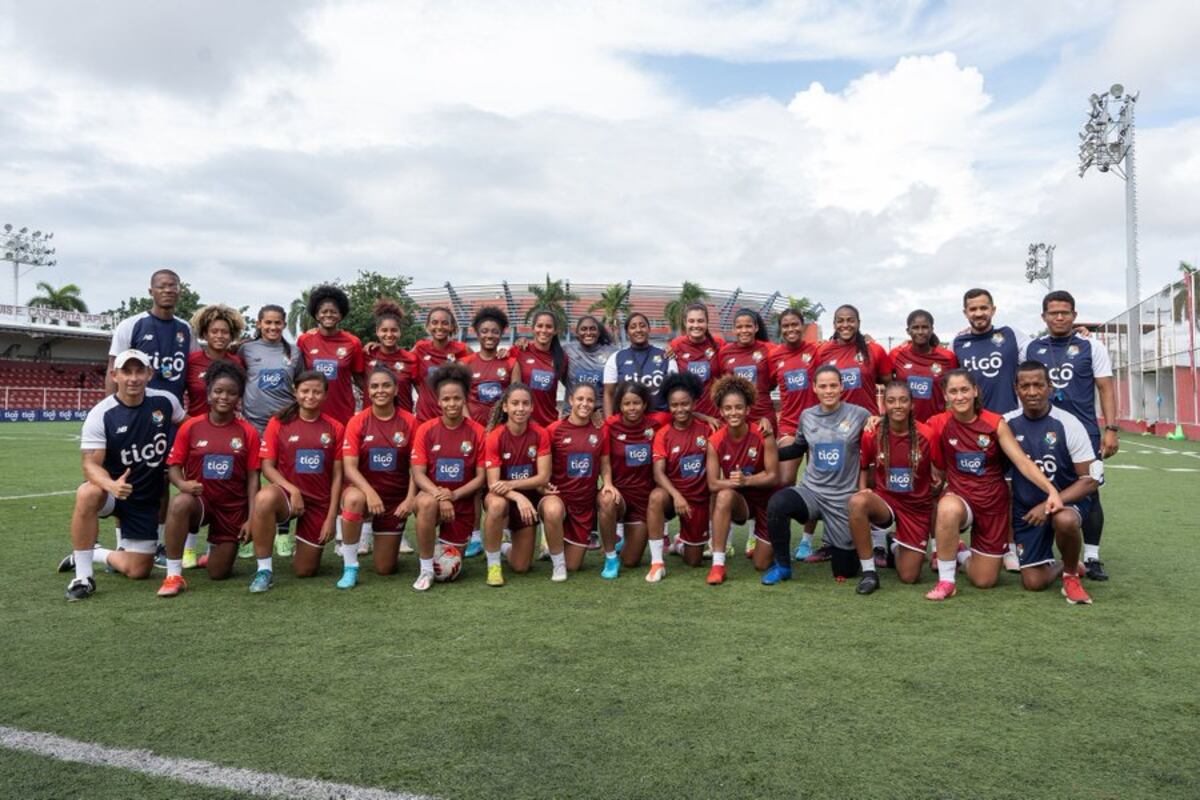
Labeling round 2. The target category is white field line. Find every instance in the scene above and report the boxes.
[0,490,76,501]
[0,725,436,800]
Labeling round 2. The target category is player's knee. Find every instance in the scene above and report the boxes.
[484,493,507,515]
[1021,573,1048,592]
[648,487,668,506]
[75,481,105,510]
[342,488,366,514]
[539,497,564,520]
[126,560,153,580]
[848,491,871,515]
[415,493,438,514]
[714,489,736,511]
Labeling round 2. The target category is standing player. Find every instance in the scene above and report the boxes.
[481,384,552,586]
[847,381,936,593]
[184,305,245,418]
[817,304,892,414]
[924,370,1065,601]
[889,309,957,423]
[464,307,520,426]
[541,383,606,577]
[1026,290,1118,581]
[247,371,345,592]
[58,350,186,600]
[951,288,1030,415]
[106,269,193,402]
[337,365,418,589]
[562,315,617,415]
[1004,361,1098,604]
[516,309,568,427]
[666,304,725,417]
[412,307,470,423]
[410,364,487,592]
[705,375,780,584]
[296,285,366,425]
[762,366,872,585]
[604,312,670,416]
[716,309,777,431]
[645,373,713,580]
[364,299,417,415]
[771,308,820,559]
[160,362,260,595]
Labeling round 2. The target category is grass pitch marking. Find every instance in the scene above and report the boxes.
[0,490,76,502]
[0,725,437,800]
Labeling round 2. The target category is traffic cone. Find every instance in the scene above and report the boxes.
[1166,424,1185,441]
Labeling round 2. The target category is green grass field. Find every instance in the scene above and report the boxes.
[2,422,1199,799]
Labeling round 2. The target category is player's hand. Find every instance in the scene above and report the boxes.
[544,482,560,496]
[756,417,774,437]
[1075,325,1091,338]
[238,522,253,543]
[491,480,511,497]
[363,340,380,354]
[1022,505,1047,527]
[673,493,691,518]
[365,489,385,516]
[317,519,335,544]
[438,498,455,522]
[181,479,203,496]
[1044,490,1064,516]
[601,484,622,505]
[1101,429,1119,459]
[730,470,746,488]
[496,346,509,359]
[591,409,605,427]
[110,468,133,499]
[662,345,676,360]
[863,415,882,434]
[395,496,416,520]
[512,337,529,351]
[288,487,305,518]
[433,486,454,503]
[515,495,537,526]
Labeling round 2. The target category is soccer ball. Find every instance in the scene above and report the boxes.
[433,543,463,583]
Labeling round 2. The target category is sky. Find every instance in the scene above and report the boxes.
[2,0,1199,338]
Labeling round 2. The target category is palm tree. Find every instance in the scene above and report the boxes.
[288,289,313,337]
[27,281,88,326]
[525,274,579,333]
[589,282,631,343]
[662,281,709,333]
[770,295,822,328]
[1173,261,1197,328]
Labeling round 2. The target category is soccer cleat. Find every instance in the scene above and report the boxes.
[614,536,625,555]
[465,538,484,559]
[336,565,359,590]
[793,540,813,560]
[65,577,96,601]
[156,575,187,597]
[745,535,757,557]
[645,562,666,583]
[761,563,792,585]
[357,534,373,556]
[551,563,568,582]
[706,564,727,585]
[1061,574,1093,605]
[274,533,295,559]
[856,570,881,595]
[804,545,832,563]
[486,564,505,587]
[1083,558,1109,581]
[153,544,167,570]
[924,580,957,601]
[248,569,273,593]
[412,570,434,592]
[398,537,414,554]
[601,555,620,580]
[238,541,255,559]
[1003,549,1020,573]
[181,547,199,570]
[196,553,209,569]
[57,552,75,573]
[873,547,888,570]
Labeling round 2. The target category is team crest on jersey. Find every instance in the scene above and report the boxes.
[588,434,599,445]
[801,353,812,364]
[497,367,507,378]
[151,409,165,425]
[748,447,758,460]
[1044,431,1058,446]
[991,332,1005,345]
[855,352,864,363]
[705,347,715,359]
[752,351,763,362]
[461,440,473,454]
[652,355,662,364]
[527,445,538,459]
[336,347,347,357]
[931,363,943,375]
[976,434,990,448]
[393,432,406,446]
[447,354,457,362]
[230,437,243,451]
[1067,345,1080,358]
[837,419,852,433]
[644,428,654,439]
[695,436,707,448]
[175,331,185,345]
[320,432,332,445]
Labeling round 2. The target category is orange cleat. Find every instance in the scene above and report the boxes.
[1061,574,1092,605]
[924,580,957,601]
[706,564,726,585]
[157,575,187,598]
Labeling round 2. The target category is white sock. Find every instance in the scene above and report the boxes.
[649,538,664,564]
[500,542,512,557]
[801,532,814,546]
[871,528,887,550]
[1083,544,1100,562]
[166,558,183,577]
[937,559,957,583]
[157,523,165,544]
[604,549,617,560]
[470,529,482,543]
[860,558,875,574]
[93,546,113,565]
[419,557,434,575]
[1007,541,1018,557]
[956,548,971,566]
[550,551,565,569]
[73,549,95,581]
[184,533,197,551]
[486,550,502,568]
[341,543,359,568]
[662,522,669,537]
[890,539,900,552]
[616,522,624,540]
[335,516,343,544]
[256,556,272,573]
[713,550,727,566]
[363,521,374,538]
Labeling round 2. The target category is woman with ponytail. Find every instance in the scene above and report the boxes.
[666,304,725,416]
[888,309,958,423]
[364,299,417,414]
[817,304,893,414]
[514,309,567,427]
[237,305,302,435]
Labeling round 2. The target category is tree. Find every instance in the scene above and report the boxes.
[293,272,424,347]
[662,281,709,333]
[27,282,88,326]
[100,281,203,329]
[525,274,579,333]
[288,289,313,338]
[770,295,822,328]
[588,282,631,343]
[1173,261,1198,329]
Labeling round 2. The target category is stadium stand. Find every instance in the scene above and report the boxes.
[0,306,111,420]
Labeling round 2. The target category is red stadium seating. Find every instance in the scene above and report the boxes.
[0,359,107,410]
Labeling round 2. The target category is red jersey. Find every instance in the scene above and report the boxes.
[483,423,551,481]
[652,417,711,502]
[167,414,261,511]
[412,339,471,422]
[888,343,958,423]
[716,341,777,425]
[816,339,893,414]
[410,416,486,491]
[365,348,417,414]
[770,342,819,436]
[259,414,345,505]
[342,406,416,500]
[546,418,607,505]
[515,345,562,426]
[297,330,365,425]
[668,334,724,416]
[463,351,518,426]
[860,423,935,512]
[926,410,1008,511]
[708,424,774,505]
[605,412,672,495]
[184,350,245,418]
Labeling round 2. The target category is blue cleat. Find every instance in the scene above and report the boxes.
[248,569,273,593]
[336,565,359,590]
[761,563,793,585]
[794,540,813,561]
[614,536,625,555]
[601,554,621,580]
[464,538,484,558]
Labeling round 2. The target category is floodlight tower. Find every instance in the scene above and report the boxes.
[1078,84,1140,417]
[1025,243,1055,291]
[2,224,57,312]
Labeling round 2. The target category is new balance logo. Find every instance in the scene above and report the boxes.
[116,425,129,434]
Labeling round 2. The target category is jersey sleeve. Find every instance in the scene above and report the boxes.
[350,336,365,372]
[341,412,364,458]
[652,426,670,461]
[648,411,673,429]
[166,417,196,466]
[1014,327,1031,361]
[80,402,108,450]
[1059,410,1097,463]
[410,421,431,466]
[871,342,893,379]
[108,315,135,357]
[602,352,618,384]
[472,421,488,467]
[925,412,948,470]
[167,391,186,423]
[1090,339,1113,378]
[942,347,959,369]
[483,427,503,469]
[259,417,281,461]
[331,420,346,461]
[241,421,262,470]
[535,425,551,456]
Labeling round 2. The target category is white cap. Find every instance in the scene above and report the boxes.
[113,349,152,368]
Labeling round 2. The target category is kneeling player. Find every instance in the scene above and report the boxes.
[59,350,186,600]
[1004,362,1098,604]
[247,371,345,592]
[160,362,261,595]
[541,383,606,577]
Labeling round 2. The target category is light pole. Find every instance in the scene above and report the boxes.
[1079,84,1140,418]
[2,224,57,315]
[1024,243,1055,291]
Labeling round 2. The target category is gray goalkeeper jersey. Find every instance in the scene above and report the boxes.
[797,401,870,497]
[239,337,303,432]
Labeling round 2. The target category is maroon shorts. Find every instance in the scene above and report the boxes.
[955,491,1010,557]
[295,501,331,546]
[878,492,933,553]
[616,480,652,525]
[438,495,478,547]
[557,494,597,548]
[196,497,248,544]
[504,490,541,531]
[741,488,771,542]
[665,495,711,545]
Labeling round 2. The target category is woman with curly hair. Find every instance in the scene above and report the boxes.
[185,304,245,418]
[364,299,417,414]
[296,285,365,425]
[412,307,471,423]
